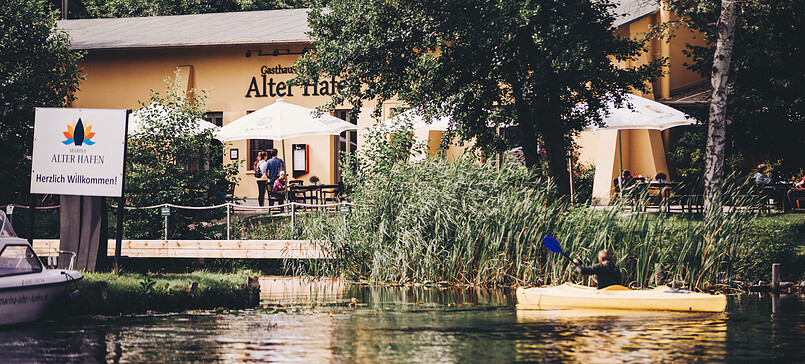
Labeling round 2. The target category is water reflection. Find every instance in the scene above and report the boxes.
[516,310,727,362]
[0,278,800,363]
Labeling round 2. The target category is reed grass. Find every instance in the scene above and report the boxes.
[278,151,796,291]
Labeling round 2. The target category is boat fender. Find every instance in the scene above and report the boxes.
[61,271,82,299]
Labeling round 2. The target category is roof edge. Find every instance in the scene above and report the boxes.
[71,40,312,51]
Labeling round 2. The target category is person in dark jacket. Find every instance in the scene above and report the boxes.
[573,249,622,289]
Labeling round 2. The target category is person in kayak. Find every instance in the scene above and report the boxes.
[572,249,622,289]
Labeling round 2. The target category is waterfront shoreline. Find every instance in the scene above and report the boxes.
[44,271,260,318]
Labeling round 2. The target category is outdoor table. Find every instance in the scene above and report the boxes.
[635,181,680,212]
[762,183,792,211]
[289,185,320,210]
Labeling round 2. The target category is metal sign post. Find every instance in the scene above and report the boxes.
[161,206,170,240]
[339,204,351,226]
[115,110,131,272]
[5,205,13,225]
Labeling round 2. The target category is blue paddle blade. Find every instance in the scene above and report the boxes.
[542,234,565,255]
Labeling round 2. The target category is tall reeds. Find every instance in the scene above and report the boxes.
[281,123,766,290]
[285,153,769,291]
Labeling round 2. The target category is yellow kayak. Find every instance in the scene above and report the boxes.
[516,283,727,313]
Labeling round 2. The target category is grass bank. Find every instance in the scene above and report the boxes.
[44,271,260,318]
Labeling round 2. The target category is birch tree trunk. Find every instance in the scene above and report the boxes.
[704,0,739,221]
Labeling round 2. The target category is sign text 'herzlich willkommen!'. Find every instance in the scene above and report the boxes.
[30,108,128,198]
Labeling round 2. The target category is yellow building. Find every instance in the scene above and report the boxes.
[575,1,708,203]
[59,3,706,203]
[60,9,387,200]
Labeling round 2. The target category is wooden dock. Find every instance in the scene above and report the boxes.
[32,239,326,259]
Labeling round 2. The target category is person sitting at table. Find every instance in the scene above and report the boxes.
[786,174,805,210]
[654,172,668,183]
[309,175,321,185]
[271,172,287,212]
[754,164,772,186]
[618,170,637,189]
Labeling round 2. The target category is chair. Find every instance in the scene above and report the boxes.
[266,186,287,214]
[225,182,236,203]
[672,182,703,214]
[613,177,643,209]
[289,179,304,187]
[319,184,342,210]
[290,185,317,211]
[790,189,805,211]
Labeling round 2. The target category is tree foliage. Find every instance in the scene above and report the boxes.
[124,70,239,239]
[667,0,805,176]
[294,0,663,195]
[0,0,83,203]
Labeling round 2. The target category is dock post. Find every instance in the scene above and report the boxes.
[163,210,169,240]
[226,203,231,240]
[772,263,781,291]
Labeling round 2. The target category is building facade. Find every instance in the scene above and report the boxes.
[60,3,706,203]
[60,9,416,200]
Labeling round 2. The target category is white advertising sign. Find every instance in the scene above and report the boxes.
[30,108,128,197]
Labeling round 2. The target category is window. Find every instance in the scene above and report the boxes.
[203,112,224,127]
[248,140,274,171]
[389,106,410,118]
[243,110,274,171]
[0,245,43,277]
[335,110,358,155]
[334,110,358,182]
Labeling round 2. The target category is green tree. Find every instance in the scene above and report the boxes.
[0,0,83,204]
[124,70,239,239]
[293,0,663,195]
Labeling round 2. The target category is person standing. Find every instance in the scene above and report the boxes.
[266,149,285,187]
[572,249,622,289]
[266,148,285,207]
[255,151,269,206]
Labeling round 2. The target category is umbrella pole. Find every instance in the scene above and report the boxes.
[281,139,286,173]
[568,156,575,204]
[618,131,623,193]
[282,138,294,223]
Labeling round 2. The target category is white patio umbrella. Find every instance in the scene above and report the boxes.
[215,98,358,171]
[382,108,451,131]
[580,93,697,192]
[128,103,219,136]
[216,98,358,142]
[583,93,696,133]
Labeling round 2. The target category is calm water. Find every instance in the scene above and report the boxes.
[0,277,802,363]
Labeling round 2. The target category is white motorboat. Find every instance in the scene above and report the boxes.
[0,210,82,325]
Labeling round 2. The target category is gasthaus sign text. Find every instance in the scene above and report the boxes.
[30,108,128,197]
